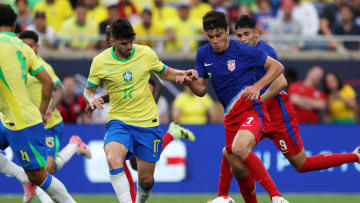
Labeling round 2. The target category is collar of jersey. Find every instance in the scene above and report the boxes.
[111,46,135,62]
[0,32,16,37]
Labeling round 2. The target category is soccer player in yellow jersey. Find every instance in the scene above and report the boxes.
[19,30,92,202]
[84,19,197,202]
[0,4,75,203]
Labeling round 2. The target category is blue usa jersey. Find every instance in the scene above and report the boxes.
[254,40,279,94]
[195,39,268,111]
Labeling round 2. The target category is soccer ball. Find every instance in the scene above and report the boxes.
[208,196,236,203]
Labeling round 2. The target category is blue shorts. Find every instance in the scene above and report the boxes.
[104,120,163,162]
[2,123,47,170]
[45,122,64,158]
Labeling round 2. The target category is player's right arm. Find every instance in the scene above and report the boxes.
[260,74,287,102]
[84,58,104,110]
[35,69,53,122]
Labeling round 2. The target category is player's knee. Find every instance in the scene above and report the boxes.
[106,154,123,169]
[45,164,56,174]
[231,145,250,160]
[138,175,154,188]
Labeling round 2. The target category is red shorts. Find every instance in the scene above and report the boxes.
[224,97,269,154]
[262,93,304,157]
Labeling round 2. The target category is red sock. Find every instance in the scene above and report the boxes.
[162,132,174,151]
[243,152,281,198]
[123,162,136,203]
[236,176,258,203]
[297,153,358,173]
[217,156,233,196]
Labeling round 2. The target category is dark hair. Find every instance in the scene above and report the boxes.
[110,19,136,40]
[105,25,111,46]
[323,72,343,94]
[19,30,39,43]
[235,15,256,30]
[0,4,17,27]
[15,0,27,5]
[203,10,228,32]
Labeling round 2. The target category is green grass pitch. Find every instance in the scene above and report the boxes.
[1,194,360,202]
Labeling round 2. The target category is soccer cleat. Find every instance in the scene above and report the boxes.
[69,135,92,159]
[352,146,360,163]
[272,196,289,203]
[207,196,236,203]
[168,122,195,142]
[23,182,37,203]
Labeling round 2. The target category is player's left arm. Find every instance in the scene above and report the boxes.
[260,73,287,102]
[243,56,284,101]
[35,69,54,122]
[158,66,185,81]
[48,82,65,112]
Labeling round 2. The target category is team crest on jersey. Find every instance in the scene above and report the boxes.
[227,60,236,71]
[123,71,132,82]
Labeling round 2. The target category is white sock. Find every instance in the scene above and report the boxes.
[55,143,78,170]
[136,181,154,203]
[0,153,29,184]
[110,168,132,203]
[36,187,54,203]
[40,173,76,203]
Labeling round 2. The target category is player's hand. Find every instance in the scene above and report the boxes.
[242,85,260,101]
[89,97,104,110]
[185,69,198,80]
[42,109,52,125]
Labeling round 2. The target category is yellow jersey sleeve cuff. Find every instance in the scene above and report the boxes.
[53,80,61,87]
[87,80,99,88]
[29,65,44,76]
[153,64,166,75]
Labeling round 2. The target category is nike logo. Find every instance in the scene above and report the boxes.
[152,154,158,158]
[107,67,117,72]
[23,162,31,167]
[204,63,212,67]
[242,124,252,127]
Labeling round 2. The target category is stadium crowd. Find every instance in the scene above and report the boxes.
[1,0,360,51]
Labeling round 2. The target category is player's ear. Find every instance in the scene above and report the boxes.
[11,22,16,32]
[110,37,114,46]
[255,29,260,38]
[226,26,230,34]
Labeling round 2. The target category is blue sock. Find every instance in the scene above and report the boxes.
[40,173,53,191]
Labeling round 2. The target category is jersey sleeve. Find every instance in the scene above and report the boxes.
[247,46,268,68]
[87,57,102,88]
[45,65,61,87]
[25,46,44,76]
[195,48,208,78]
[342,85,356,99]
[146,46,166,74]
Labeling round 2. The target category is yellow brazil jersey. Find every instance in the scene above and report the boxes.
[33,0,73,32]
[190,2,212,20]
[173,92,214,124]
[151,5,178,28]
[134,22,165,48]
[27,56,63,129]
[0,32,44,130]
[329,85,357,120]
[87,6,108,24]
[87,44,166,127]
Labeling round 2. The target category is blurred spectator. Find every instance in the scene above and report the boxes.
[58,75,86,123]
[208,0,228,15]
[332,5,360,50]
[232,0,256,10]
[165,2,202,52]
[253,0,276,33]
[288,66,326,123]
[323,72,358,124]
[33,0,73,32]
[98,4,119,50]
[118,0,141,25]
[15,0,33,31]
[320,0,348,50]
[60,3,99,50]
[84,0,108,24]
[268,0,302,51]
[172,86,217,124]
[26,11,56,49]
[277,0,319,36]
[134,8,165,48]
[189,0,212,19]
[353,0,360,26]
[151,0,178,28]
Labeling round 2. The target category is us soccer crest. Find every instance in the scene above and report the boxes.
[227,60,236,71]
[123,71,132,82]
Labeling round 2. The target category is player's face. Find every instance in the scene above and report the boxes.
[205,27,230,54]
[21,38,39,54]
[112,38,134,59]
[235,27,258,46]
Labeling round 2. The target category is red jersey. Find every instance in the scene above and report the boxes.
[288,82,326,123]
[58,95,86,123]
